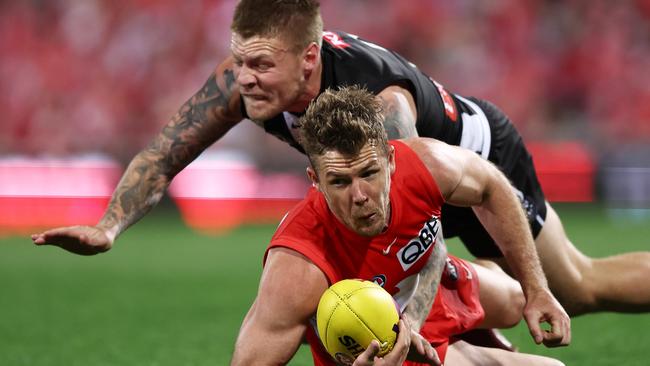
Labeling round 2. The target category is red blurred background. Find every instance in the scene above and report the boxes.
[1,0,649,234]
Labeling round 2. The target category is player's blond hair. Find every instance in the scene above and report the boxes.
[231,0,323,51]
[299,86,389,166]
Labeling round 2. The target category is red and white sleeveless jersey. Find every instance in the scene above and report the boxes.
[265,141,484,364]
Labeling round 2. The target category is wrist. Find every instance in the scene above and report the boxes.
[523,284,551,300]
[402,309,423,332]
[96,223,119,244]
[506,258,549,297]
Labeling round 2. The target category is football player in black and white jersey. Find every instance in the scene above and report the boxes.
[32,0,650,344]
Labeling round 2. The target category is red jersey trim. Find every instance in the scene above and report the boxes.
[390,140,445,209]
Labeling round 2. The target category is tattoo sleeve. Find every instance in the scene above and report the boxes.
[403,235,448,331]
[380,93,419,139]
[97,68,239,238]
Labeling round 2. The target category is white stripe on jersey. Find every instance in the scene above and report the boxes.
[393,273,420,313]
[456,95,492,160]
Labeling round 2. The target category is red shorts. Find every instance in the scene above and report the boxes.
[308,255,484,365]
[407,255,484,364]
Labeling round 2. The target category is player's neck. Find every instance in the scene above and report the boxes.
[381,202,392,233]
[287,61,322,113]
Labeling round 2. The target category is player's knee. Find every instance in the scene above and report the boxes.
[548,259,599,316]
[542,358,565,366]
[556,285,598,316]
[502,282,526,328]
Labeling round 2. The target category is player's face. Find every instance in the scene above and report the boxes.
[231,33,309,122]
[309,143,396,237]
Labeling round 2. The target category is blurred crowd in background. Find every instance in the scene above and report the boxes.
[1,0,649,235]
[1,0,649,164]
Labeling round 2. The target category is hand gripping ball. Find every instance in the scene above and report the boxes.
[316,279,400,365]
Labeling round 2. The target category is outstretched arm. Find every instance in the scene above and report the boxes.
[32,59,243,255]
[231,247,328,366]
[406,138,571,348]
[464,154,571,347]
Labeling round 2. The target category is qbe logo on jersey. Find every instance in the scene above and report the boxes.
[397,215,440,271]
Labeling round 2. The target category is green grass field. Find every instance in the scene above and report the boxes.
[1,203,649,365]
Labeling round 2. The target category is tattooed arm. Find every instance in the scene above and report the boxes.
[31,59,243,255]
[401,236,446,366]
[377,85,419,139]
[403,239,447,331]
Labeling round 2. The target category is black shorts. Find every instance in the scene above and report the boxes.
[441,97,547,258]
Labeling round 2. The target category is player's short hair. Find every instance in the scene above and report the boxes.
[231,0,323,50]
[299,86,389,167]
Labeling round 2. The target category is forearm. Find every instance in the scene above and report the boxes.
[97,69,239,241]
[472,174,548,295]
[231,328,300,366]
[231,251,321,366]
[403,239,448,330]
[97,150,172,241]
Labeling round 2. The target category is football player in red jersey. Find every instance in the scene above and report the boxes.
[230,86,566,366]
[33,0,650,326]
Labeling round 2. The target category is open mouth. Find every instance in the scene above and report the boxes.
[359,212,376,222]
[242,94,267,101]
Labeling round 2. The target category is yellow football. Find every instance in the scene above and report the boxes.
[316,279,400,365]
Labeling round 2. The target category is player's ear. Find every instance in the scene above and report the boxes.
[388,145,396,175]
[307,166,320,189]
[302,42,320,73]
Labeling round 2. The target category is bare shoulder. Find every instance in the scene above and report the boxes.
[259,247,329,319]
[377,85,418,139]
[179,56,242,127]
[399,137,465,199]
[231,247,327,365]
[400,137,458,172]
[173,56,242,132]
[146,57,244,174]
[212,56,243,123]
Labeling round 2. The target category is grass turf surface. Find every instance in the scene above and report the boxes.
[1,203,649,365]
